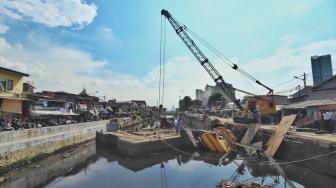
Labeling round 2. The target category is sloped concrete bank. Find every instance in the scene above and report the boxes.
[0,140,98,188]
[0,120,108,171]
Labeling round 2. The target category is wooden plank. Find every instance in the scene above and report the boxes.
[265,114,297,157]
[182,128,198,148]
[240,123,261,145]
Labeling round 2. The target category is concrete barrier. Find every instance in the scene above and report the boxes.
[0,120,109,167]
[181,113,210,130]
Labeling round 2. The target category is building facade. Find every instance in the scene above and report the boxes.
[0,67,29,121]
[311,55,333,86]
[195,84,234,105]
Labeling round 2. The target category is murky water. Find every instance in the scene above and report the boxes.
[1,141,335,188]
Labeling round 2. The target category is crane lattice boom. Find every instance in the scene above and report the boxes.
[161,9,242,109]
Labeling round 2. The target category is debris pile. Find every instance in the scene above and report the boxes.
[217,181,273,188]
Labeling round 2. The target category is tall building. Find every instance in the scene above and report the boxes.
[195,84,234,105]
[311,55,333,86]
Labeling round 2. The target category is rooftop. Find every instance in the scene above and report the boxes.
[0,67,29,77]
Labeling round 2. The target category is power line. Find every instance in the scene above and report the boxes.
[272,78,298,88]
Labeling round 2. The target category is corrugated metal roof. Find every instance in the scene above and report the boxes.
[282,99,336,109]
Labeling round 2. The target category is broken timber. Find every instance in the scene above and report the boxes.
[265,114,297,157]
[240,123,261,145]
[181,128,198,148]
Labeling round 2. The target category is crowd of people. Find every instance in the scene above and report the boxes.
[313,110,336,133]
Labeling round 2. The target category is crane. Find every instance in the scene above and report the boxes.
[161,9,242,110]
[161,9,280,124]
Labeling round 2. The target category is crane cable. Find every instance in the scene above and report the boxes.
[159,16,167,107]
[171,15,268,93]
[162,18,166,106]
[158,16,163,107]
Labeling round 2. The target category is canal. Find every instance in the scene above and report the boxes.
[0,141,335,188]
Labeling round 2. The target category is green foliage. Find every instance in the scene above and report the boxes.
[208,93,227,106]
[179,96,193,111]
[191,99,202,108]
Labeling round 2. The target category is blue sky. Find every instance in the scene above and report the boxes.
[0,0,335,107]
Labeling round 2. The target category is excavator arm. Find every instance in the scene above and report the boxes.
[161,9,243,110]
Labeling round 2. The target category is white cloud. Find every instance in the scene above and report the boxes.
[0,23,9,34]
[0,0,97,28]
[96,26,119,43]
[0,36,335,108]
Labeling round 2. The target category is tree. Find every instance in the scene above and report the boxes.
[208,93,227,106]
[240,95,250,105]
[191,99,203,108]
[179,96,192,111]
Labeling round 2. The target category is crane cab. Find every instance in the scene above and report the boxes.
[234,95,279,124]
[242,95,276,116]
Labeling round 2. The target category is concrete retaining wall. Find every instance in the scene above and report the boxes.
[1,141,97,188]
[96,132,186,157]
[0,120,108,167]
[181,113,212,130]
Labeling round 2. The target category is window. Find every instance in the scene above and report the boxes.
[0,80,6,92]
[269,102,274,108]
[7,80,13,90]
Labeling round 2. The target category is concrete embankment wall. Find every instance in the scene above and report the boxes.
[1,141,97,188]
[181,113,212,130]
[96,132,186,157]
[0,120,109,168]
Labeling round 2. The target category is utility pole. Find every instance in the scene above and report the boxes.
[303,72,306,89]
[294,72,307,96]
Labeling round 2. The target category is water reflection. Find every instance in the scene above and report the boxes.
[1,142,335,188]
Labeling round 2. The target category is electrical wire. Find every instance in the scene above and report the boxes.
[272,78,298,88]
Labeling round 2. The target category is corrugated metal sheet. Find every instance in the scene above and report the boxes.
[282,99,336,109]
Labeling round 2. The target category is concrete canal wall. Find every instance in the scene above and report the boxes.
[181,113,212,130]
[0,120,109,168]
[0,116,144,169]
[0,141,97,188]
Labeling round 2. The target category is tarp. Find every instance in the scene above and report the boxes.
[31,110,79,116]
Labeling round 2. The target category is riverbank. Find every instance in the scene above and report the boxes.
[0,120,108,174]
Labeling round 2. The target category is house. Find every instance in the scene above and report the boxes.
[132,100,147,108]
[31,98,77,118]
[282,75,336,116]
[0,67,29,121]
[307,75,336,101]
[38,89,102,121]
[117,101,135,113]
[288,86,313,103]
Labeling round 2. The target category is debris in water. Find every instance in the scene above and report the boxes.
[217,181,273,188]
